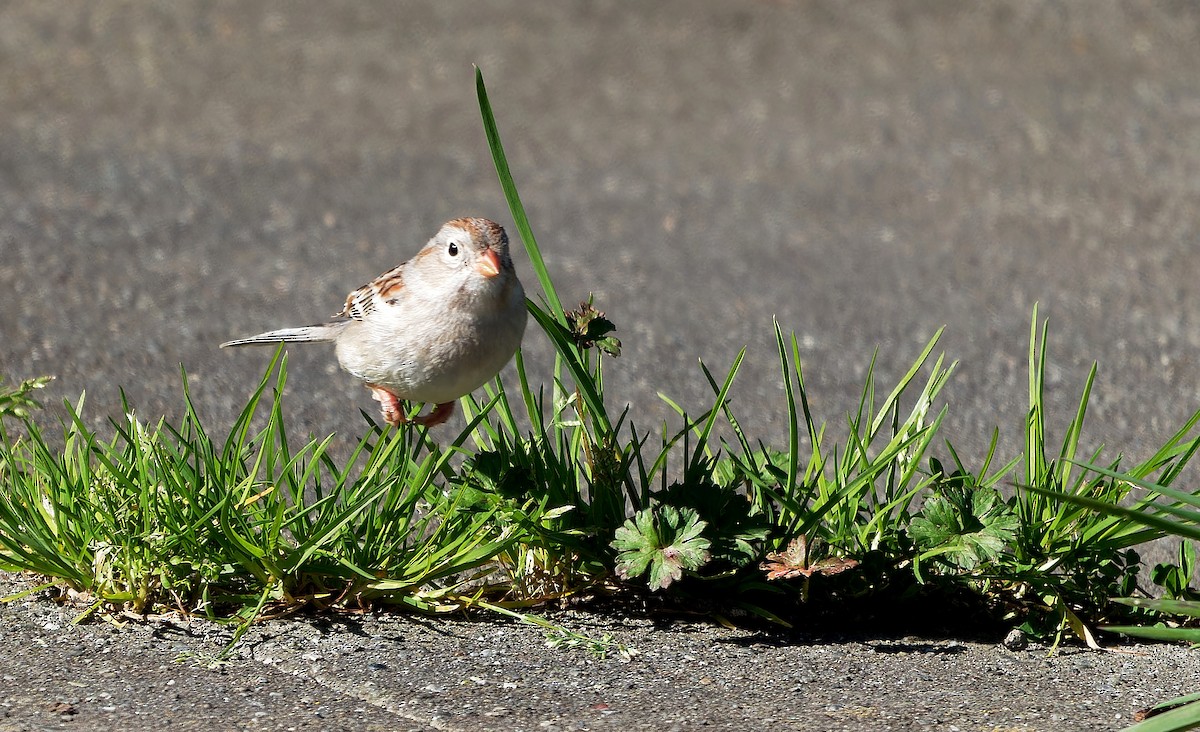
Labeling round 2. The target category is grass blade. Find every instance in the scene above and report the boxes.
[476,66,564,321]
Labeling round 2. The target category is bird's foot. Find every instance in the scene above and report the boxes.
[367,387,454,428]
[413,402,455,427]
[368,385,405,427]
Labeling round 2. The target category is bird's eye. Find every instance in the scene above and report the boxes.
[447,242,459,257]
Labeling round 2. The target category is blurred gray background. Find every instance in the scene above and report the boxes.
[5,6,1200,728]
[3,1,1199,477]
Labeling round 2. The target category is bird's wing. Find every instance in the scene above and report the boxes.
[336,262,406,320]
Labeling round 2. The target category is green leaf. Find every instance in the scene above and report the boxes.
[654,477,769,568]
[1105,624,1200,644]
[1120,692,1200,732]
[910,485,1018,570]
[1112,597,1200,619]
[612,507,712,591]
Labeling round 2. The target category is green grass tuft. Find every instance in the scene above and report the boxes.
[1,72,1200,666]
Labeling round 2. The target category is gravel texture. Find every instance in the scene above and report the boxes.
[3,1,1200,729]
[1,574,1197,732]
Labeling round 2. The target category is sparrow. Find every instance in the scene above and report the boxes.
[221,217,526,427]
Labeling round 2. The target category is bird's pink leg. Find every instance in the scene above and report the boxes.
[368,385,406,426]
[413,402,455,427]
[367,387,454,428]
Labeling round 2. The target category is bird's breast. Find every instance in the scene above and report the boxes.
[334,291,526,404]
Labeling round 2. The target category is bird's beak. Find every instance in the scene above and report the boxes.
[475,248,502,278]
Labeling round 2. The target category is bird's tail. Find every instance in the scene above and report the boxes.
[220,323,345,348]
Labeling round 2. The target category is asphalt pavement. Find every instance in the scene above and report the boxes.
[3,1,1200,729]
